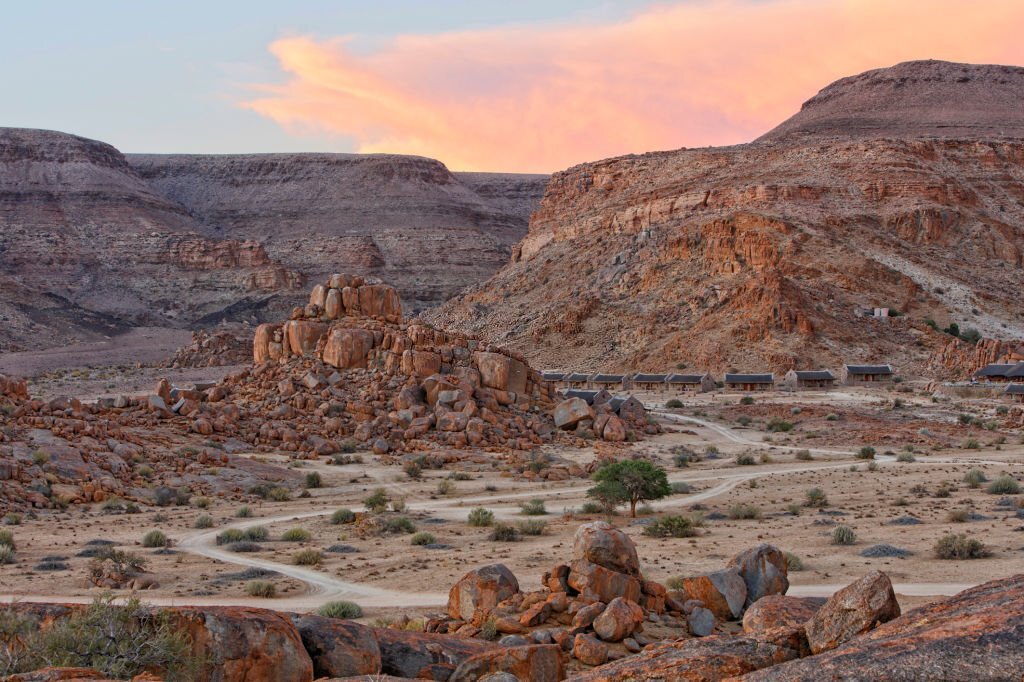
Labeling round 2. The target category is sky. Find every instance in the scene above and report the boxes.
[3,1,1023,172]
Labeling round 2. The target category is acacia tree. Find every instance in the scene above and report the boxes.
[588,460,672,518]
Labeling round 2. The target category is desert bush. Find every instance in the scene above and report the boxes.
[516,520,547,536]
[227,542,262,553]
[390,499,407,513]
[519,499,547,516]
[244,526,269,542]
[962,438,981,450]
[785,503,801,516]
[671,481,692,494]
[740,396,755,405]
[867,461,879,472]
[856,446,876,460]
[304,472,323,489]
[736,415,752,426]
[831,525,857,545]
[235,506,253,518]
[141,530,168,548]
[0,546,15,565]
[216,529,245,545]
[489,523,520,542]
[795,450,813,461]
[643,514,700,538]
[766,418,793,433]
[331,508,356,524]
[987,475,1021,495]
[0,531,15,549]
[947,509,970,523]
[193,497,211,509]
[963,469,987,488]
[193,514,214,529]
[728,504,761,520]
[784,552,804,571]
[579,501,606,514]
[317,600,363,619]
[934,533,990,559]
[246,580,276,597]
[467,508,495,527]
[804,487,828,507]
[403,461,423,479]
[2,514,21,526]
[665,399,683,409]
[384,517,416,534]
[266,487,290,502]
[293,549,322,566]
[364,489,389,513]
[410,532,436,546]
[672,447,696,467]
[281,528,311,542]
[479,617,499,641]
[896,452,916,463]
[664,576,685,590]
[825,413,839,421]
[735,454,756,466]
[437,480,455,496]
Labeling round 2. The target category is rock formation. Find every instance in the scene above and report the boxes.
[926,336,1024,379]
[428,61,1024,373]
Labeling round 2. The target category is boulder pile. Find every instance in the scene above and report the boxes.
[552,394,658,442]
[162,329,251,368]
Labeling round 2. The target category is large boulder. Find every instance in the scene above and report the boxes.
[737,574,1024,681]
[804,570,901,654]
[284,320,328,357]
[449,644,565,682]
[742,595,825,635]
[168,606,313,682]
[592,597,645,642]
[727,544,790,607]
[448,564,521,621]
[357,283,402,323]
[322,328,376,369]
[572,522,641,576]
[567,559,641,605]
[674,568,748,620]
[553,398,593,430]
[289,614,381,678]
[474,352,529,394]
[375,627,499,680]
[567,635,798,681]
[573,633,608,666]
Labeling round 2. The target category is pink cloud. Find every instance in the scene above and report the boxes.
[243,0,1024,172]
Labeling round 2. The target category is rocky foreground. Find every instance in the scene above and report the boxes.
[4,521,1022,681]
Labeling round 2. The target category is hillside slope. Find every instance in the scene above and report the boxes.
[427,61,1024,373]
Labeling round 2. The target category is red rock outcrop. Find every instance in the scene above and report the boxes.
[926,336,1024,380]
[429,61,1024,374]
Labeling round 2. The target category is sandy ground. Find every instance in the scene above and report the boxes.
[2,384,1021,622]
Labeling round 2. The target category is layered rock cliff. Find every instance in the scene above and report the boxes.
[129,153,548,314]
[428,61,1024,373]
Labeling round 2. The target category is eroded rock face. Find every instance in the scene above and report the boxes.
[553,398,593,430]
[289,614,381,678]
[449,644,565,682]
[804,570,901,654]
[448,564,521,621]
[742,595,825,634]
[592,597,645,642]
[727,544,789,608]
[572,522,641,577]
[375,627,500,680]
[738,574,1024,681]
[674,568,748,621]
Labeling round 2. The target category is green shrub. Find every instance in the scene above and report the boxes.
[293,549,322,565]
[740,396,755,405]
[410,532,436,546]
[728,504,761,520]
[193,514,214,529]
[963,469,987,488]
[519,499,547,516]
[281,528,311,542]
[665,399,683,409]
[962,438,981,450]
[735,454,756,466]
[795,449,813,461]
[246,580,276,597]
[830,525,857,545]
[856,446,876,460]
[766,418,793,433]
[193,497,211,509]
[2,514,22,526]
[437,480,455,496]
[671,481,692,494]
[784,552,804,571]
[664,576,685,590]
[804,487,828,507]
[0,530,14,549]
[516,520,547,536]
[579,501,606,514]
[0,545,15,565]
[235,506,253,518]
[364,489,389,513]
[467,508,495,527]
[825,413,840,421]
[304,472,323,489]
[216,529,245,545]
[489,523,520,541]
[264,487,290,502]
[643,514,701,538]
[141,530,168,548]
[244,526,269,542]
[331,508,356,524]
[384,517,416,534]
[896,452,916,463]
[317,600,363,619]
[403,461,423,479]
[947,509,970,523]
[987,475,1020,495]
[934,533,990,559]
[479,617,499,641]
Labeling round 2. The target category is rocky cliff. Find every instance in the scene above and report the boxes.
[428,61,1024,373]
[129,153,548,314]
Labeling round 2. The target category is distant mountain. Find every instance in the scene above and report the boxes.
[427,61,1024,374]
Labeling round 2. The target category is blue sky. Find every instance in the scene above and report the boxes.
[1,0,627,153]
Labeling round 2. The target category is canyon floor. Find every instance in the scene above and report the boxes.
[3,366,1020,626]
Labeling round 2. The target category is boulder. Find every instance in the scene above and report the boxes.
[689,605,716,637]
[592,597,645,642]
[567,559,641,605]
[324,288,343,319]
[448,564,521,621]
[358,283,402,323]
[168,606,313,682]
[553,398,593,430]
[738,574,1024,681]
[573,633,608,666]
[289,614,381,678]
[727,544,790,607]
[567,635,798,681]
[674,568,748,620]
[571,601,606,630]
[572,521,641,576]
[375,628,500,680]
[322,328,376,369]
[449,644,565,682]
[285,320,328,356]
[742,595,825,635]
[601,415,626,442]
[804,570,901,654]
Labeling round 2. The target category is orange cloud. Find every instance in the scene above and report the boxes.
[244,0,1024,172]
